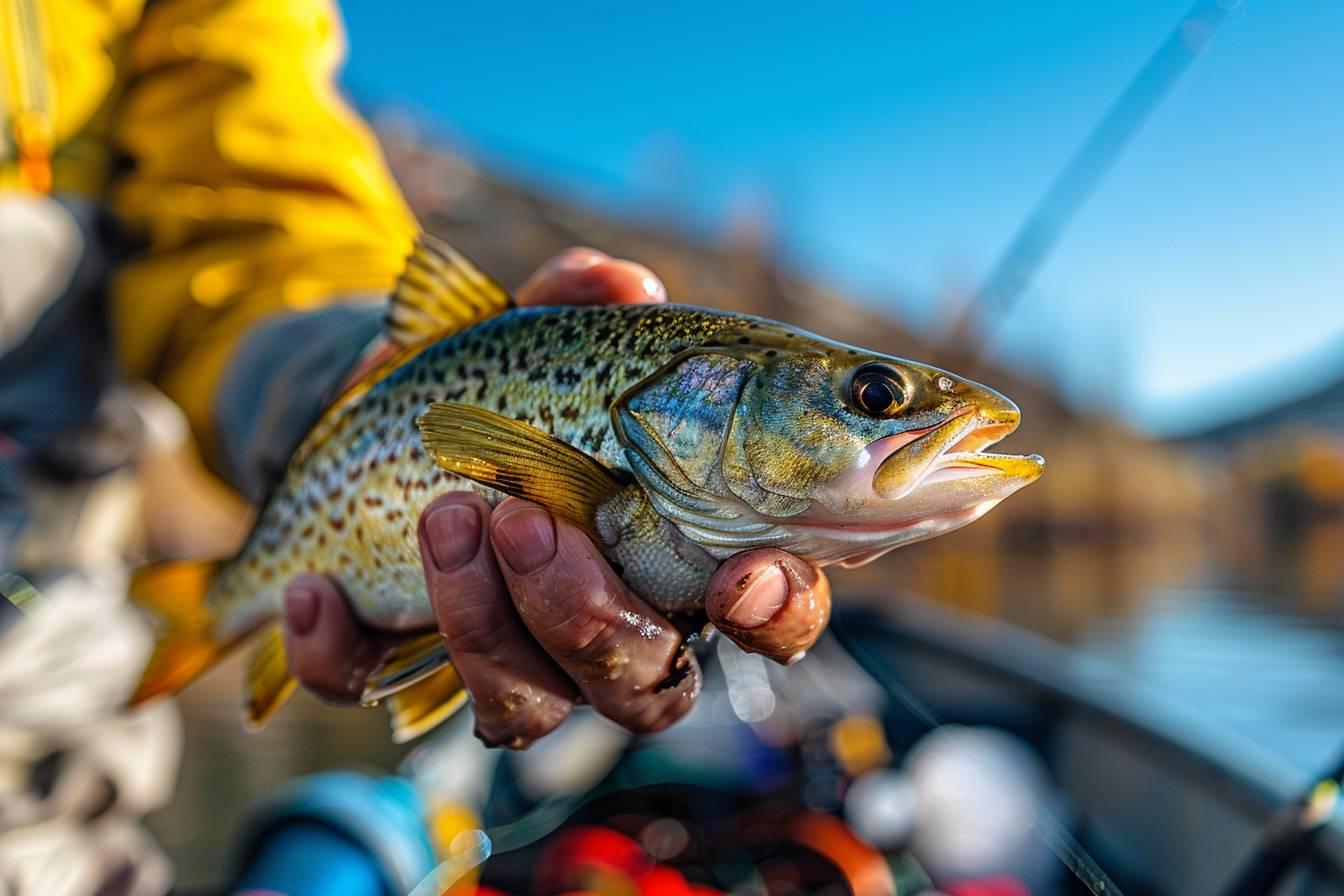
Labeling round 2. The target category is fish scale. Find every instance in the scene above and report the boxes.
[212,302,751,637]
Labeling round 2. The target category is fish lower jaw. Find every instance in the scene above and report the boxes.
[919,450,1045,486]
[772,497,1008,569]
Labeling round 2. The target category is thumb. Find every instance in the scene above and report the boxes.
[705,550,831,664]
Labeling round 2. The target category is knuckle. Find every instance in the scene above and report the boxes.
[530,587,619,656]
[440,600,514,658]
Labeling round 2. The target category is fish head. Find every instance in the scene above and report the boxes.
[613,325,1042,567]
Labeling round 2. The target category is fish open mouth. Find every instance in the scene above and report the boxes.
[872,407,1043,500]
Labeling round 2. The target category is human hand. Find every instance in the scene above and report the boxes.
[281,248,832,747]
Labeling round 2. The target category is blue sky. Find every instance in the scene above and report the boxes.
[340,1,1344,434]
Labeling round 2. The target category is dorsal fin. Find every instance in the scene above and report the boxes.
[385,233,513,348]
[291,235,513,468]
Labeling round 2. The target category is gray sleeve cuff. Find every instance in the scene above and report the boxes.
[214,304,383,502]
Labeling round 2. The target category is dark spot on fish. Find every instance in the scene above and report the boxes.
[765,349,777,358]
[527,368,546,382]
[363,495,383,508]
[300,524,316,539]
[330,517,345,532]
[559,325,577,342]
[496,394,509,411]
[737,336,751,345]
[560,406,579,420]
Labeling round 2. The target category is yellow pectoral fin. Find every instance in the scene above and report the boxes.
[386,664,470,744]
[244,624,297,731]
[417,403,625,541]
[386,233,513,349]
[362,632,451,704]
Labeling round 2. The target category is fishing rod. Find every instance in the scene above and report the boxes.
[1219,755,1344,896]
[942,0,1240,365]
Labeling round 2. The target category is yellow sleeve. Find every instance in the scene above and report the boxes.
[107,0,416,462]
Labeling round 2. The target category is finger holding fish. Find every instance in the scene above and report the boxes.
[706,550,832,665]
[418,493,580,749]
[490,499,701,736]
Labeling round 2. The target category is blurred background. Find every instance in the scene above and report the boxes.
[6,0,1344,892]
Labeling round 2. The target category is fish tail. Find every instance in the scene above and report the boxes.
[128,559,233,705]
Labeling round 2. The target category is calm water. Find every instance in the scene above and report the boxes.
[149,523,1344,888]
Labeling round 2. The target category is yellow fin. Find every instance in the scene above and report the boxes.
[128,559,235,705]
[417,403,625,541]
[386,664,469,744]
[385,233,512,349]
[244,624,297,731]
[362,632,451,704]
[292,234,512,468]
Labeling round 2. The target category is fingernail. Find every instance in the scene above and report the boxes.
[725,565,788,628]
[550,248,604,274]
[492,506,557,574]
[641,275,666,301]
[285,586,319,637]
[424,503,481,571]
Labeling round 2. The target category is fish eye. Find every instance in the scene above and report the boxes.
[848,364,909,418]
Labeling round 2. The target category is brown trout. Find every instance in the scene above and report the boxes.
[129,235,1043,741]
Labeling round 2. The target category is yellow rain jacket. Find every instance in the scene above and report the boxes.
[0,0,417,461]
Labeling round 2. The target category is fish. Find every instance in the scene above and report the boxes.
[127,234,1043,742]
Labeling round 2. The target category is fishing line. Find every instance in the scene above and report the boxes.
[830,614,1123,896]
[943,0,1239,366]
